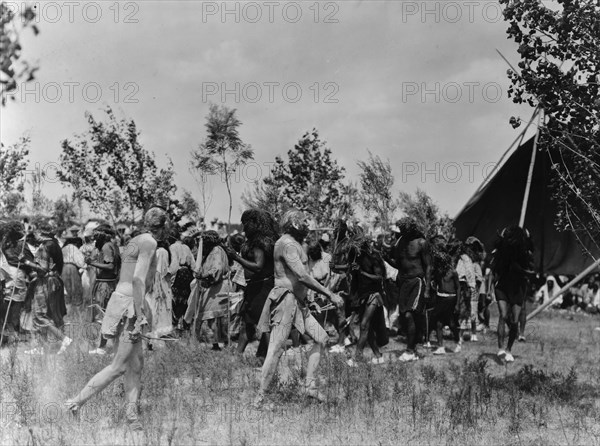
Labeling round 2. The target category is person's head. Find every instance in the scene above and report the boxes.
[240,209,279,242]
[0,220,25,244]
[494,225,533,270]
[201,230,221,256]
[26,232,38,247]
[319,233,331,252]
[93,225,115,249]
[465,236,485,262]
[168,226,181,245]
[37,221,56,240]
[281,209,310,243]
[395,217,423,241]
[229,233,245,252]
[63,237,83,249]
[182,236,196,250]
[307,241,323,261]
[144,207,171,242]
[334,219,348,241]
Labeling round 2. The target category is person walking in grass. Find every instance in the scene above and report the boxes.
[346,234,388,366]
[490,226,534,363]
[88,225,121,355]
[66,207,170,430]
[225,210,278,359]
[388,218,433,362]
[23,223,72,355]
[254,210,343,407]
[430,249,461,355]
[455,237,484,350]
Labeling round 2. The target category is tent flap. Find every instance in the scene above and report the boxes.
[454,137,599,276]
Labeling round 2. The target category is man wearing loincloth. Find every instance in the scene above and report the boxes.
[389,218,432,362]
[66,207,170,430]
[255,210,343,406]
[490,226,534,363]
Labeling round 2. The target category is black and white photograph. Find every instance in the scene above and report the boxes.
[1,0,599,444]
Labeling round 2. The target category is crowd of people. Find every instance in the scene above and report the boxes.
[1,206,599,426]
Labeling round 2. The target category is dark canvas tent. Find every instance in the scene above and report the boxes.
[454,136,600,275]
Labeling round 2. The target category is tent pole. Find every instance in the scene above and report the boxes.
[526,257,600,321]
[453,107,539,221]
[519,112,542,227]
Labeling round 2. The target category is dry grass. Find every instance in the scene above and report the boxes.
[1,307,599,445]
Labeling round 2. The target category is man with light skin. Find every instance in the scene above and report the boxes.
[255,209,344,406]
[66,207,170,430]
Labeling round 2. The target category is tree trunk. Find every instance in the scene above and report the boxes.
[225,174,232,233]
[223,154,231,233]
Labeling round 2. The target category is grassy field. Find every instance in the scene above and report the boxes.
[1,306,600,446]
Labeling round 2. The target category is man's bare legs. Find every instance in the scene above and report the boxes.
[497,299,509,350]
[304,342,323,389]
[123,341,143,422]
[497,296,520,361]
[508,304,521,353]
[258,296,328,404]
[68,323,143,423]
[518,300,527,341]
[259,319,291,397]
[354,304,381,360]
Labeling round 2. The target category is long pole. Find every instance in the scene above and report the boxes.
[453,107,539,220]
[526,257,600,321]
[519,112,542,227]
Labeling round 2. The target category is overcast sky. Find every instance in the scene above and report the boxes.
[2,0,536,224]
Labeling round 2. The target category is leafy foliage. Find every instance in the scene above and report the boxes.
[501,0,600,242]
[399,189,454,240]
[191,104,253,228]
[357,150,399,231]
[53,195,77,228]
[180,189,202,222]
[2,191,24,216]
[263,129,350,227]
[0,1,39,106]
[241,180,288,222]
[0,136,29,215]
[58,107,178,225]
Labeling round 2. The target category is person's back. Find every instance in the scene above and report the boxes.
[97,240,120,281]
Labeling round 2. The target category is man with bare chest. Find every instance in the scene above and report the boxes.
[388,218,432,362]
[255,209,343,406]
[66,207,170,430]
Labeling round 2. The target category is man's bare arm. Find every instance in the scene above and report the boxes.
[281,240,342,306]
[132,236,157,319]
[228,246,265,274]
